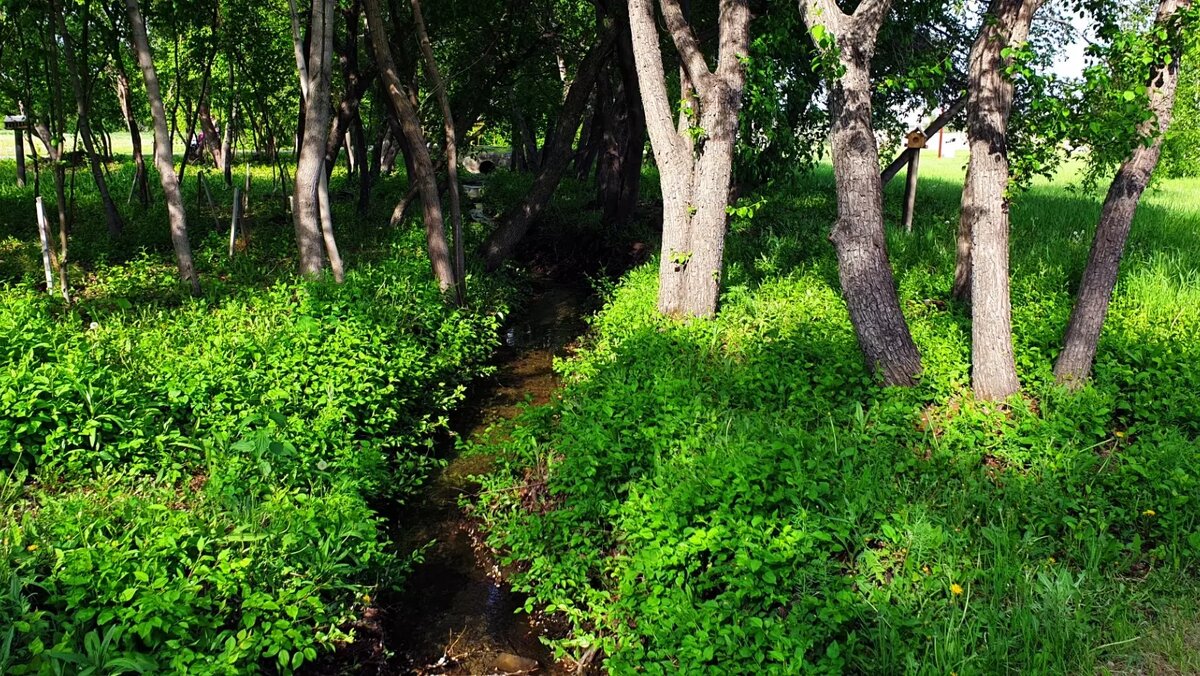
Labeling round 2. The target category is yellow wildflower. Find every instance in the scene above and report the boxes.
[362,594,372,604]
[26,544,37,552]
[950,583,964,596]
[1047,557,1056,564]
[1143,509,1156,517]
[1114,430,1126,438]
[922,565,931,575]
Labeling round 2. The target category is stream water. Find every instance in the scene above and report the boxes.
[382,279,595,675]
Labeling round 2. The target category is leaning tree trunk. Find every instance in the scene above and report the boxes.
[363,0,455,291]
[802,0,922,385]
[114,61,150,206]
[1055,0,1191,386]
[412,0,466,304]
[483,31,614,269]
[55,5,124,239]
[957,0,1042,400]
[198,100,225,171]
[125,0,201,294]
[629,0,749,318]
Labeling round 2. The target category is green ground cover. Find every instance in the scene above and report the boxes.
[475,158,1200,674]
[0,161,513,673]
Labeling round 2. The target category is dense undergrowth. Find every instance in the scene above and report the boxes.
[475,161,1200,674]
[0,162,514,672]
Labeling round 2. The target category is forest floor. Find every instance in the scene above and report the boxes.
[0,161,524,673]
[1,152,1198,674]
[472,158,1200,674]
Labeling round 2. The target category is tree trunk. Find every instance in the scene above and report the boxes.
[1055,0,1190,386]
[125,0,201,294]
[198,100,225,170]
[412,0,466,303]
[113,60,150,205]
[364,0,455,291]
[629,0,749,318]
[32,121,71,300]
[292,0,337,279]
[324,0,373,179]
[514,107,541,172]
[55,1,124,239]
[510,106,528,172]
[483,31,614,269]
[574,92,603,180]
[222,61,235,187]
[802,0,921,385]
[957,0,1042,400]
[609,12,646,227]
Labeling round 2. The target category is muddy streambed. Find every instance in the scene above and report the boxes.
[384,279,595,675]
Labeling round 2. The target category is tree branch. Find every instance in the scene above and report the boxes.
[800,0,846,32]
[851,0,892,30]
[629,0,686,163]
[660,0,714,96]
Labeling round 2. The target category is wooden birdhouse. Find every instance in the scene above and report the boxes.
[906,128,927,149]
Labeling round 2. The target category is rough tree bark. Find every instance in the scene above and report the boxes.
[956,0,1044,400]
[483,31,614,269]
[1055,0,1192,386]
[292,0,344,280]
[411,0,466,304]
[125,0,201,295]
[801,0,922,385]
[628,0,750,318]
[363,0,455,291]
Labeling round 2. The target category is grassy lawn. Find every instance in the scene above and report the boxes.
[0,131,194,161]
[474,160,1200,674]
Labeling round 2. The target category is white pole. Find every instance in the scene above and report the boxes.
[229,187,241,257]
[35,197,55,292]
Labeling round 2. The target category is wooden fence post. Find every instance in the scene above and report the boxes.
[902,128,925,233]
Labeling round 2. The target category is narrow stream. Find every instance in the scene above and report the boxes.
[385,278,595,675]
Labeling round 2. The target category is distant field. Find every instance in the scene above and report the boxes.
[0,130,213,161]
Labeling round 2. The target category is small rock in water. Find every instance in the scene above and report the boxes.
[492,652,539,673]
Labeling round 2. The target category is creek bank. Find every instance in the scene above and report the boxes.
[385,277,595,675]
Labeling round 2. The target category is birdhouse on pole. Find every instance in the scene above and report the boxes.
[901,128,926,233]
[5,115,27,187]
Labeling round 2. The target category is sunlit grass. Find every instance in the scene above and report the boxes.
[476,162,1200,673]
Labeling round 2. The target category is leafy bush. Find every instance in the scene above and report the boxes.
[0,164,512,672]
[474,166,1200,673]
